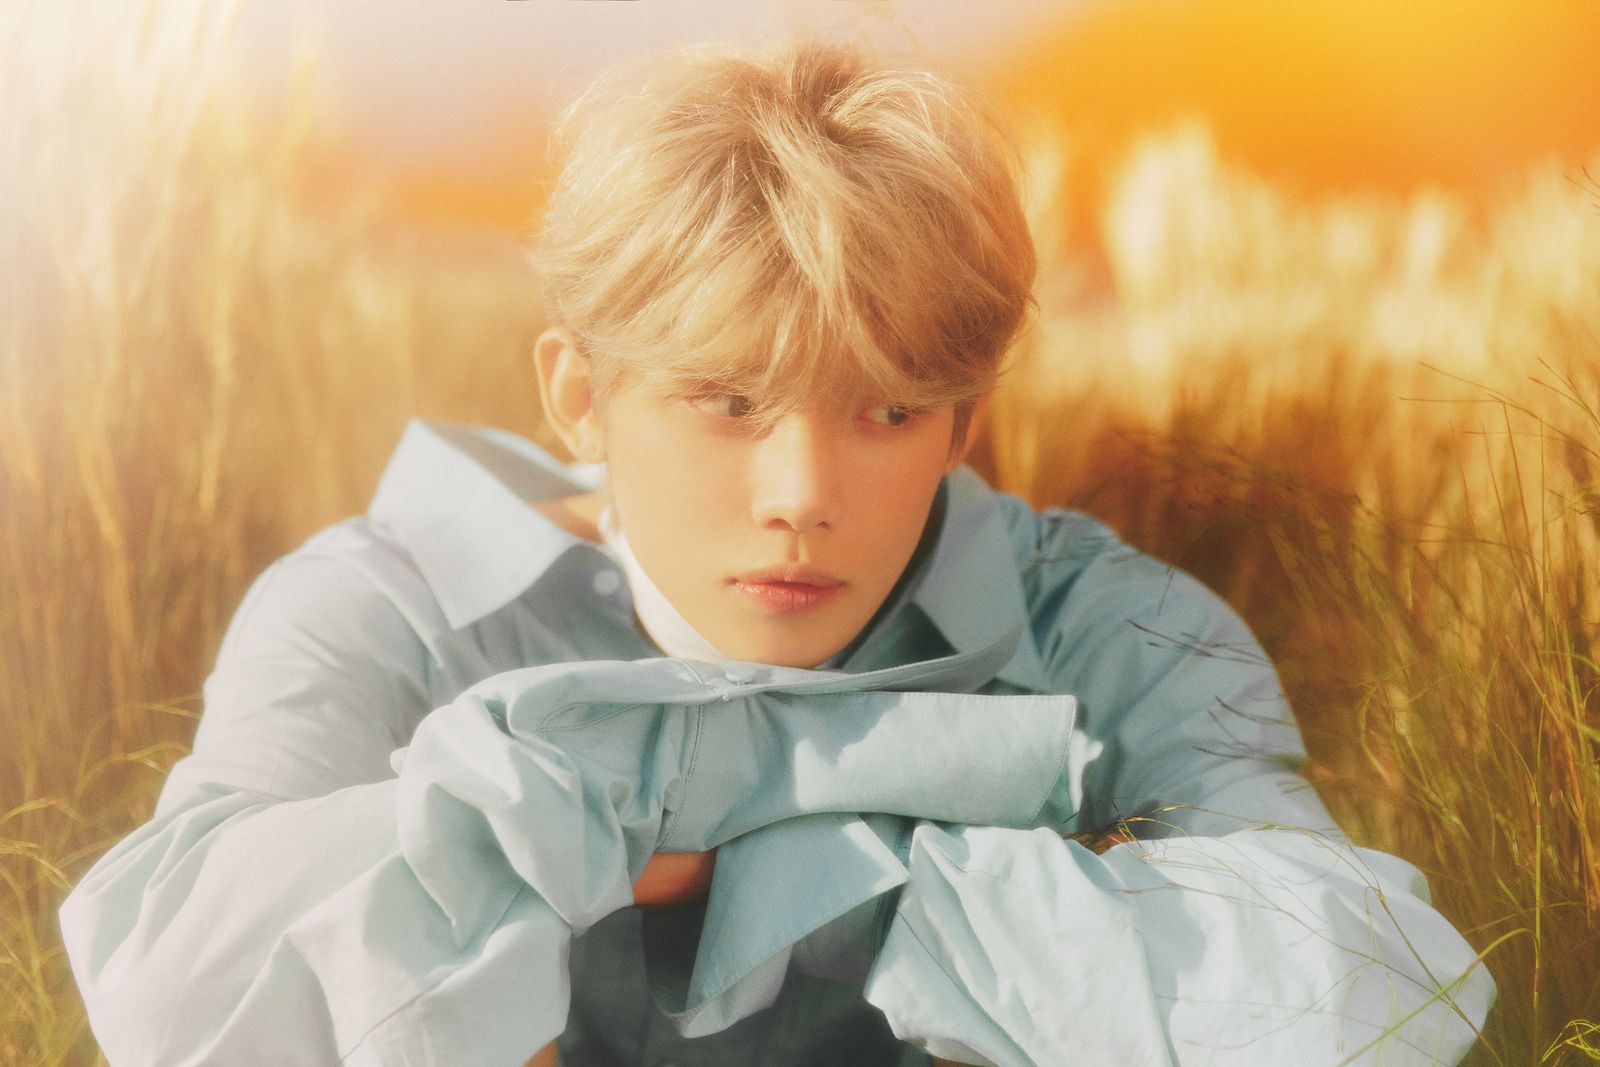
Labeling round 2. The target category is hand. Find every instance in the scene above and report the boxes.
[632,849,717,910]
[1064,824,1137,855]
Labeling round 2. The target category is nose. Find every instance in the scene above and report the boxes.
[748,412,837,534]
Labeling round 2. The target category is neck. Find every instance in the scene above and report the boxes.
[598,505,733,664]
[532,490,605,543]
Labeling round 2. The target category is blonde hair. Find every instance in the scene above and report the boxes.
[529,40,1037,437]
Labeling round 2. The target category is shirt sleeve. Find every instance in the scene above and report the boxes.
[859,513,1496,1065]
[58,548,576,1067]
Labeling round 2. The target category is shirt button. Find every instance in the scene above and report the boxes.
[591,569,623,597]
[723,665,756,684]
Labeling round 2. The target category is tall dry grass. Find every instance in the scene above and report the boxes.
[986,125,1600,1062]
[1,4,1596,1064]
[0,4,546,1062]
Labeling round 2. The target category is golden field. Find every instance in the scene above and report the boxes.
[2,3,1597,1064]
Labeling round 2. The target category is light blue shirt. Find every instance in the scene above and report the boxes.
[60,420,1494,1066]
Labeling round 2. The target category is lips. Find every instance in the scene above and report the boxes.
[730,565,845,615]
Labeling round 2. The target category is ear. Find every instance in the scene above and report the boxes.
[534,327,606,463]
[947,390,991,472]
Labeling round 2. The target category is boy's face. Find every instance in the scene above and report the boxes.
[598,377,967,668]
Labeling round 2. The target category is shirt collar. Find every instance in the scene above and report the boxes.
[903,466,1050,692]
[369,419,602,630]
[368,419,1051,691]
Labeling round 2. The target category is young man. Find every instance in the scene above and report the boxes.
[62,41,1492,1066]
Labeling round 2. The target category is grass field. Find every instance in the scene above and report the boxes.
[2,3,1597,1064]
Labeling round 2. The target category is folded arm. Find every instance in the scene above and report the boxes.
[60,551,580,1066]
[855,519,1495,1065]
[60,548,1073,1065]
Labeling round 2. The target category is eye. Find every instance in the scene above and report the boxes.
[861,403,915,428]
[689,393,756,419]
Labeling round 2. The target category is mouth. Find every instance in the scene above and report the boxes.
[730,565,846,615]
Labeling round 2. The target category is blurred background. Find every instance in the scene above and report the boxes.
[2,1,1598,1062]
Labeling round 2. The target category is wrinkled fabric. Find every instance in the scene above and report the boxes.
[867,825,1489,1066]
[60,419,1494,1066]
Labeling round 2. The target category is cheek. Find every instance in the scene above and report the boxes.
[608,423,733,545]
[848,442,950,549]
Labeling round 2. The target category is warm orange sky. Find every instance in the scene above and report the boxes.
[994,0,1600,202]
[261,0,1600,233]
[243,0,1074,230]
